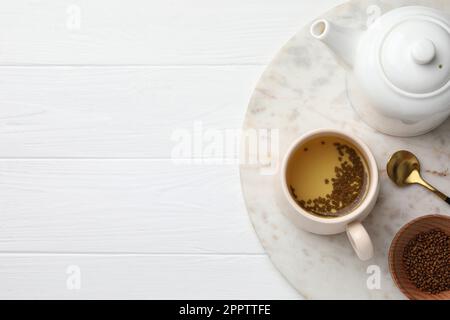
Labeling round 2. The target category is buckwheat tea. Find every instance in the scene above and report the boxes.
[287,136,369,218]
[402,228,450,294]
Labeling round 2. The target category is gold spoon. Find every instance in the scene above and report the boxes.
[387,150,449,205]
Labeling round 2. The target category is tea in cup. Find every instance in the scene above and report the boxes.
[280,129,380,260]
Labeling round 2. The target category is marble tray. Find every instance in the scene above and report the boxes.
[240,0,449,299]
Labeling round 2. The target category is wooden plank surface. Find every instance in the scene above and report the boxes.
[0,66,258,158]
[0,0,344,65]
[0,254,301,299]
[0,160,264,254]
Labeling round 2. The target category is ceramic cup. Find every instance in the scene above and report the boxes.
[280,129,380,260]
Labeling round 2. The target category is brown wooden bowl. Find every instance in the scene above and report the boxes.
[389,214,450,300]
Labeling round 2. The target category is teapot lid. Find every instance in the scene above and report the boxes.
[380,14,449,98]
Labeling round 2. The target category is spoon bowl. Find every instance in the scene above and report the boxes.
[387,150,420,186]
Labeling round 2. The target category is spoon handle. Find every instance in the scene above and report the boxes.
[412,172,450,206]
[433,190,450,206]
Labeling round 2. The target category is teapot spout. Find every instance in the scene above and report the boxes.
[310,19,361,69]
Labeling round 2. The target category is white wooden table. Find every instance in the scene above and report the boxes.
[0,0,344,299]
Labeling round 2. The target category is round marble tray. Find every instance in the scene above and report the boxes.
[240,0,449,299]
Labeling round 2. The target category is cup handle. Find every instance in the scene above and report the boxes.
[346,221,373,261]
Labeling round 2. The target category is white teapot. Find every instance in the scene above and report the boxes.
[310,6,450,137]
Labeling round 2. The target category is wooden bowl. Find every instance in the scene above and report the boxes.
[389,214,450,300]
